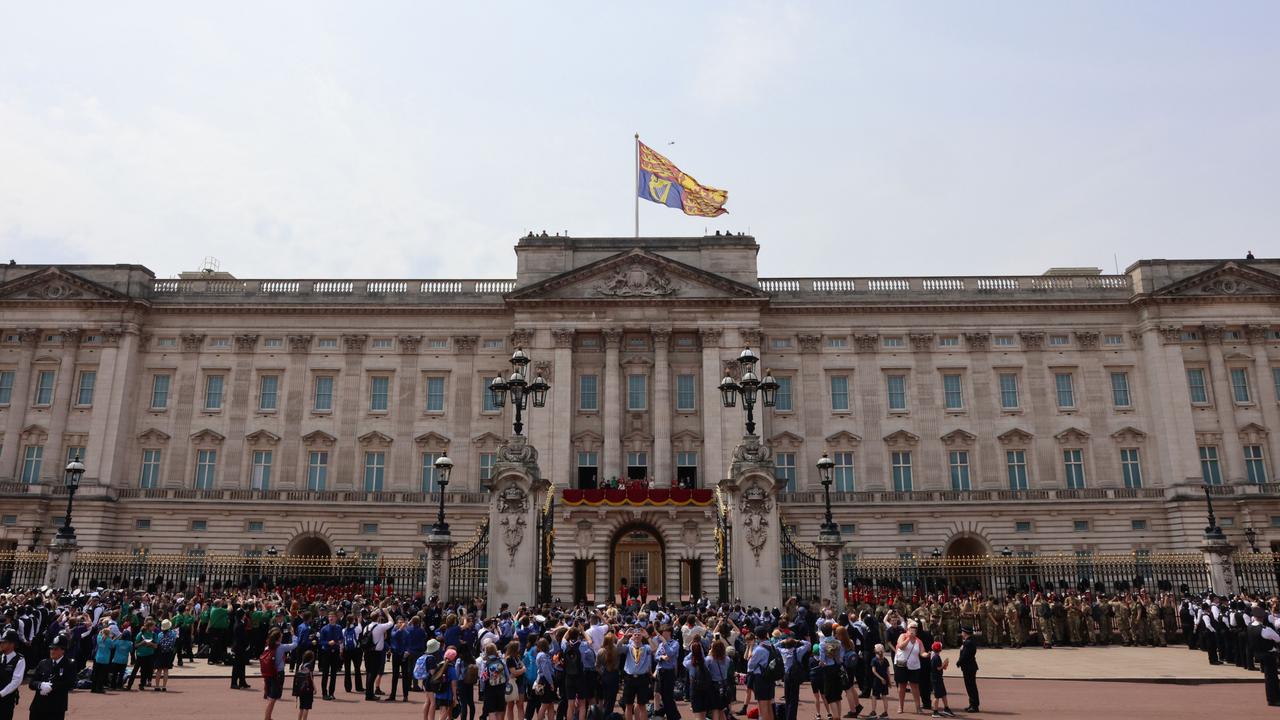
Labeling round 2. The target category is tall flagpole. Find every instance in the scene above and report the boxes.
[634,133,640,238]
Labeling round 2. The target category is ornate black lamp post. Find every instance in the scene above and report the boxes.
[430,455,454,535]
[56,455,85,541]
[1202,484,1226,540]
[336,546,346,559]
[815,453,839,540]
[718,348,778,435]
[489,348,550,436]
[1244,526,1260,554]
[266,545,278,586]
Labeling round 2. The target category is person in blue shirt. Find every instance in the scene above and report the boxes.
[529,637,556,720]
[387,619,409,702]
[342,617,364,694]
[316,612,343,701]
[683,639,731,720]
[621,628,654,720]
[294,611,313,667]
[562,628,597,720]
[264,626,298,720]
[403,617,429,697]
[777,627,810,720]
[745,627,777,720]
[654,625,682,720]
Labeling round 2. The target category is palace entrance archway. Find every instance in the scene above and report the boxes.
[287,534,332,557]
[610,523,665,603]
[944,534,989,592]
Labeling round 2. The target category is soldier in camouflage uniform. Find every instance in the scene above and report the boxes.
[1005,596,1024,648]
[1109,595,1128,646]
[985,599,1004,648]
[1095,595,1112,646]
[943,599,960,648]
[1035,593,1055,648]
[1145,597,1166,647]
[960,597,979,645]
[1127,596,1145,645]
[1052,594,1068,645]
[1066,595,1084,646]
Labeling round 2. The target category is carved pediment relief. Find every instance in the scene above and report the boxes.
[998,428,1034,446]
[1110,426,1146,444]
[1195,431,1222,445]
[671,429,703,452]
[472,431,504,449]
[20,424,48,443]
[824,430,863,447]
[137,428,171,444]
[571,430,603,451]
[767,431,805,451]
[508,249,767,303]
[1239,422,1269,444]
[940,429,977,447]
[190,429,226,445]
[883,429,920,448]
[302,430,337,447]
[414,431,451,451]
[245,429,282,446]
[358,430,393,448]
[1153,261,1280,299]
[1054,427,1091,445]
[0,267,131,303]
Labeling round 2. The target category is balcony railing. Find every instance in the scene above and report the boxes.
[150,278,515,300]
[109,487,491,504]
[778,486,1168,504]
[758,274,1132,297]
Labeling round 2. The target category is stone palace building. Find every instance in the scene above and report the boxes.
[1,234,1279,602]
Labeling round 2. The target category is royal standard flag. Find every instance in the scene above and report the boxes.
[637,141,728,217]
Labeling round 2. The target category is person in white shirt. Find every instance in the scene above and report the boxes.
[364,611,396,701]
[586,615,609,653]
[0,629,27,720]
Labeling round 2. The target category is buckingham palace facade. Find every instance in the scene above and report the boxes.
[1,234,1280,599]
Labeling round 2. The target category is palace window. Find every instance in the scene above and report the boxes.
[830,375,850,411]
[313,375,334,411]
[1006,450,1028,490]
[949,450,971,491]
[1063,449,1086,489]
[1120,448,1142,488]
[886,374,907,411]
[626,451,648,480]
[422,452,445,493]
[258,375,279,411]
[363,452,386,492]
[21,446,43,484]
[0,370,12,405]
[317,338,338,350]
[627,375,647,411]
[993,335,1015,347]
[1015,521,1032,533]
[826,337,848,349]
[938,336,959,348]
[1245,445,1268,484]
[428,338,448,349]
[576,452,598,489]
[676,452,699,488]
[1073,520,1090,532]
[579,375,598,411]
[891,451,913,491]
[882,337,904,349]
[151,374,171,410]
[942,373,963,410]
[425,376,446,412]
[1054,372,1075,408]
[1049,334,1069,347]
[1104,334,1124,346]
[204,374,225,410]
[479,452,495,482]
[307,451,328,491]
[34,370,55,406]
[1230,368,1252,404]
[139,449,162,489]
[833,451,855,492]
[676,374,696,411]
[251,450,272,491]
[371,338,394,350]
[1110,372,1131,408]
[369,376,390,411]
[156,337,177,348]
[1186,368,1209,404]
[194,449,217,490]
[774,452,797,493]
[998,372,1020,409]
[65,446,84,466]
[263,338,283,349]
[75,370,96,406]
[1199,446,1222,485]
[1131,519,1147,531]
[898,523,914,534]
[209,338,231,349]
[774,376,793,411]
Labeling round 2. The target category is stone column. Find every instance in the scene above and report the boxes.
[43,329,82,481]
[486,435,547,610]
[719,434,781,607]
[603,328,623,483]
[223,334,259,488]
[551,329,575,488]
[652,328,672,486]
[1245,324,1280,474]
[963,333,1000,489]
[280,334,313,488]
[814,532,847,611]
[1202,533,1239,595]
[45,536,78,589]
[451,337,479,490]
[168,333,206,487]
[1202,325,1245,482]
[395,336,423,491]
[1018,331,1055,488]
[422,532,454,601]
[84,329,137,487]
[0,329,38,481]
[335,334,368,489]
[1141,327,1201,484]
[700,328,726,485]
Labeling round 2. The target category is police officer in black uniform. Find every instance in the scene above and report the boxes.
[0,630,27,720]
[1248,607,1280,707]
[27,634,75,720]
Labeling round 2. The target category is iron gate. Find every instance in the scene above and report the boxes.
[536,489,554,604]
[448,520,490,603]
[779,523,821,601]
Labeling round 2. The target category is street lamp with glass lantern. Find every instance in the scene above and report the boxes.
[488,348,550,436]
[718,348,778,436]
[1244,526,1260,554]
[430,455,454,536]
[56,455,86,541]
[815,453,839,541]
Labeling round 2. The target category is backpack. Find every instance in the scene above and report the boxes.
[359,624,376,652]
[563,642,582,676]
[291,666,313,697]
[485,656,508,688]
[463,661,480,686]
[259,647,278,679]
[523,648,538,682]
[429,659,449,692]
[763,643,784,683]
[413,654,430,681]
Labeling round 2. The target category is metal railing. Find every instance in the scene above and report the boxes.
[112,487,490,504]
[150,278,515,298]
[64,552,429,593]
[0,551,49,588]
[777,486,1167,504]
[758,274,1132,296]
[1233,552,1280,594]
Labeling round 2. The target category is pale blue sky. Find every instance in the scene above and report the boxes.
[1,1,1276,279]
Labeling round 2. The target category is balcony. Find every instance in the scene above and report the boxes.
[561,487,715,507]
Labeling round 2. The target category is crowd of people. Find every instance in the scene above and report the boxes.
[0,581,1278,720]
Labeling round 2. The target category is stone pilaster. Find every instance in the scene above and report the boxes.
[551,329,575,489]
[815,534,847,611]
[485,435,547,610]
[699,328,725,485]
[0,329,39,481]
[652,327,672,486]
[422,533,454,601]
[43,329,81,481]
[1201,325,1244,482]
[603,328,623,483]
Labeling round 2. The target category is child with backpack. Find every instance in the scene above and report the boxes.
[432,648,460,720]
[480,642,511,720]
[263,626,298,720]
[868,644,890,719]
[292,650,315,720]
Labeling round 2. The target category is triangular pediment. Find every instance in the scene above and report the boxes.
[472,432,504,447]
[245,429,282,446]
[1110,426,1146,443]
[357,430,393,447]
[824,430,863,446]
[301,430,337,447]
[883,429,920,447]
[414,431,451,449]
[1153,261,1280,299]
[0,267,132,303]
[137,428,171,443]
[20,424,49,442]
[998,428,1034,445]
[1239,422,1269,444]
[671,429,703,443]
[767,431,805,450]
[508,249,767,303]
[940,429,977,446]
[1054,426,1091,444]
[190,428,225,445]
